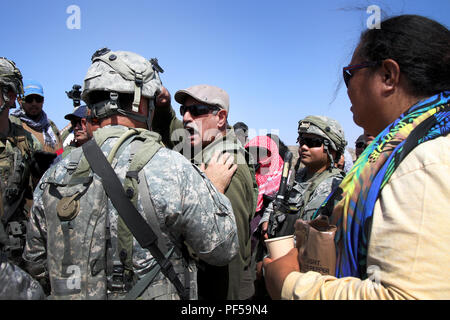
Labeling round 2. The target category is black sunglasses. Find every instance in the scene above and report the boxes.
[70,118,82,127]
[24,95,44,103]
[355,142,367,149]
[298,137,324,148]
[180,104,220,117]
[343,61,378,88]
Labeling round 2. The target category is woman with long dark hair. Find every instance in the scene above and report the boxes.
[263,14,450,300]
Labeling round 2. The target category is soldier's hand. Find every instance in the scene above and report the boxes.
[155,86,171,108]
[200,151,237,194]
[261,221,269,240]
[263,248,299,300]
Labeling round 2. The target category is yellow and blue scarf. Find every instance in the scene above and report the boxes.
[313,91,450,278]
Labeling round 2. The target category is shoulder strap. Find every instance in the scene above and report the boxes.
[299,169,342,217]
[82,139,189,300]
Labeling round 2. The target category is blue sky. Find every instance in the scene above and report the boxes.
[3,0,449,147]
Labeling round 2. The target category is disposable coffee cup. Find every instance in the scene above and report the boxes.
[264,235,295,260]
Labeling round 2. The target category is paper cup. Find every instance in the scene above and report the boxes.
[264,235,295,260]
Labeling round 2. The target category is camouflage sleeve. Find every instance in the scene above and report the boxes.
[22,170,50,284]
[260,201,273,225]
[144,148,238,266]
[302,176,342,221]
[0,261,45,300]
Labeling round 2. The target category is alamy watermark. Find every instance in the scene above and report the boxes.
[66,5,81,30]
[66,265,81,290]
[366,5,381,29]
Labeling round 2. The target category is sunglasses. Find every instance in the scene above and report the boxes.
[70,119,82,127]
[24,95,44,103]
[343,61,378,88]
[180,104,220,117]
[298,137,324,148]
[355,142,367,149]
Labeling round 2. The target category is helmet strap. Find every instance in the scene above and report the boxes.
[0,86,11,114]
[132,73,143,113]
[323,139,335,171]
[146,95,155,130]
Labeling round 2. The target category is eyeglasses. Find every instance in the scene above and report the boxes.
[343,61,378,88]
[70,119,82,127]
[298,137,324,148]
[180,104,220,117]
[24,95,44,103]
[355,142,367,149]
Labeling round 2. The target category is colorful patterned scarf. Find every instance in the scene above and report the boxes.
[245,135,284,212]
[313,91,450,278]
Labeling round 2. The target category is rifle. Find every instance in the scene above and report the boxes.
[267,150,293,238]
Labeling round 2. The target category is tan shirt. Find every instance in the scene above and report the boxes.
[21,121,62,154]
[282,135,450,300]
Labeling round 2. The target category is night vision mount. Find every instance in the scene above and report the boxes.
[66,84,82,107]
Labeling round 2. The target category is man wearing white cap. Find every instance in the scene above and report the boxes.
[153,84,258,300]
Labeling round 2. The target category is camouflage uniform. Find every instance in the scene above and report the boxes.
[0,257,44,300]
[263,115,347,237]
[23,50,238,300]
[1,57,44,299]
[0,58,41,267]
[0,121,41,265]
[24,125,237,299]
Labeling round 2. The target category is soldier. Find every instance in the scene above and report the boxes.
[261,115,347,238]
[23,49,238,300]
[1,221,44,300]
[152,85,258,300]
[0,57,44,299]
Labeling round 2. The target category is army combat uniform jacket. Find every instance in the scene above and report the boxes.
[262,167,344,237]
[1,121,40,266]
[0,260,44,300]
[23,125,238,300]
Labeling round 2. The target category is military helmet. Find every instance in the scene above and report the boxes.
[0,57,23,96]
[81,48,163,127]
[297,115,347,155]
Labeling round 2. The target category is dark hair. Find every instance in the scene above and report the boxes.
[233,121,248,132]
[267,133,289,160]
[357,15,450,97]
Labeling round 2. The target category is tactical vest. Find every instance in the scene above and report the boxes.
[270,167,344,237]
[0,123,33,266]
[43,127,193,299]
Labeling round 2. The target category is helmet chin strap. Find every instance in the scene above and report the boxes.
[0,86,12,114]
[323,139,335,172]
[88,91,156,130]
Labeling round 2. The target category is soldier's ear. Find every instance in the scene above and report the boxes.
[7,90,17,105]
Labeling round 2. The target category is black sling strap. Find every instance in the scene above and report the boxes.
[82,139,189,300]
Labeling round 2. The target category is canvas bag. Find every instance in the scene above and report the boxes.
[294,215,336,276]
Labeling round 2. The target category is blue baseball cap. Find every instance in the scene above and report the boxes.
[23,79,44,97]
[64,105,87,120]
